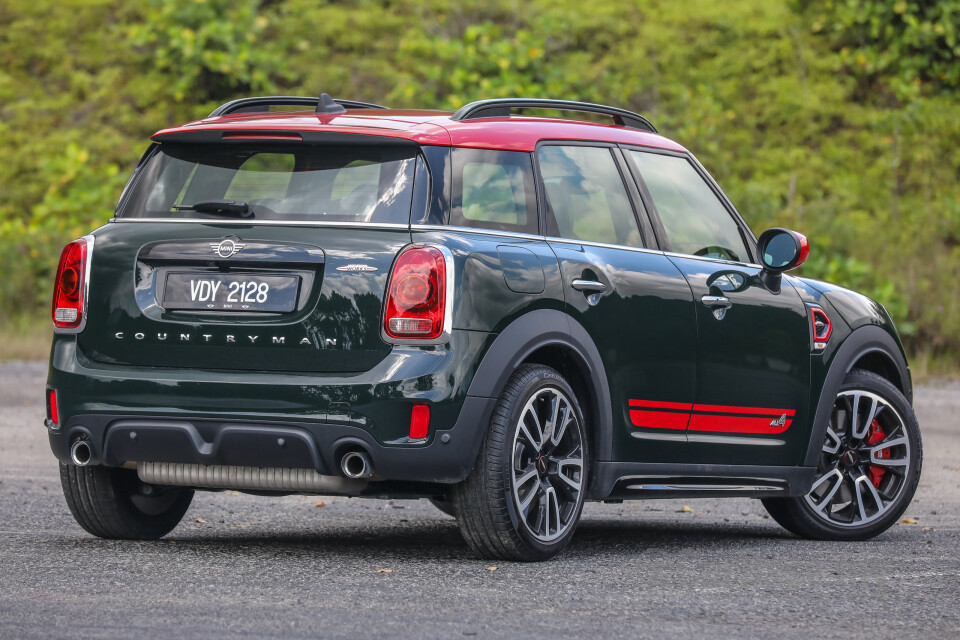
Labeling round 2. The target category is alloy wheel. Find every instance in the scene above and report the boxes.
[805,389,911,527]
[510,386,584,543]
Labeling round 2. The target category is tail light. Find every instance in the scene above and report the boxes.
[384,246,449,340]
[52,236,93,332]
[810,307,832,351]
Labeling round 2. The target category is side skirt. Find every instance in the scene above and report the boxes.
[590,462,817,500]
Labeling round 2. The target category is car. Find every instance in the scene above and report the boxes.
[46,94,922,561]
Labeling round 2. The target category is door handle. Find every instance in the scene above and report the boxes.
[701,295,732,320]
[571,279,607,293]
[571,279,606,306]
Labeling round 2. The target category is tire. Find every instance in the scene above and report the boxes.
[451,364,589,561]
[60,462,194,539]
[762,369,922,540]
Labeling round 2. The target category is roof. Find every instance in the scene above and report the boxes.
[150,109,688,154]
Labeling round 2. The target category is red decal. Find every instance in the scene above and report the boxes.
[629,410,690,430]
[688,414,792,435]
[629,399,797,435]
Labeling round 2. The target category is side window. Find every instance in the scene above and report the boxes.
[628,150,750,262]
[451,148,538,233]
[537,145,642,248]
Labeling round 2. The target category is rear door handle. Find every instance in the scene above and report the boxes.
[571,279,607,293]
[701,295,732,320]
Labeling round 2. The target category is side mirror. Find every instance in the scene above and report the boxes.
[756,228,808,293]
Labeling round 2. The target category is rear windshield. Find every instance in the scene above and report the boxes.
[119,143,419,224]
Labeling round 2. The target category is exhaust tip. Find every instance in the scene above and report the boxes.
[70,440,93,466]
[340,451,372,479]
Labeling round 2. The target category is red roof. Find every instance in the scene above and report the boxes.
[151,109,687,154]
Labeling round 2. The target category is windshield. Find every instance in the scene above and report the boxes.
[119,143,419,224]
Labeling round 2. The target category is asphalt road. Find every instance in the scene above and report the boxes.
[1,360,958,639]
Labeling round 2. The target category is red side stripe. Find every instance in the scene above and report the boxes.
[692,404,795,417]
[629,410,690,430]
[628,400,693,411]
[628,399,796,434]
[688,414,792,435]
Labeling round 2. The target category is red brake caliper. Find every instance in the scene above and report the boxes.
[866,419,889,488]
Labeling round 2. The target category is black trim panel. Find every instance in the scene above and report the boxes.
[803,325,911,467]
[465,309,613,460]
[592,461,817,500]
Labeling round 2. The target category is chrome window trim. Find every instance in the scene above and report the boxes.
[660,249,762,270]
[545,235,663,257]
[411,224,545,242]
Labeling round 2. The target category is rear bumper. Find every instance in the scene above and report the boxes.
[49,400,494,483]
[47,330,496,484]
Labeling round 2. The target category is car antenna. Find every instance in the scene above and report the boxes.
[315,93,347,115]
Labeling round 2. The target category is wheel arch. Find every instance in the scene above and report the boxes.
[803,325,912,467]
[466,309,614,462]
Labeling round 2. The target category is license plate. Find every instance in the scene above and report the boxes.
[163,273,300,312]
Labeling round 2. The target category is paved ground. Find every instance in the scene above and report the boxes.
[0,360,957,639]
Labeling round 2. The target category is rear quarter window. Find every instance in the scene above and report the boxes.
[449,148,538,234]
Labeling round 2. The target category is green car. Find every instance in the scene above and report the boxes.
[46,95,922,561]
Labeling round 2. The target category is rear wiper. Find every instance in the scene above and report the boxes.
[172,199,252,218]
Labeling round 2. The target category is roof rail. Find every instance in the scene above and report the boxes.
[208,94,388,118]
[450,98,657,133]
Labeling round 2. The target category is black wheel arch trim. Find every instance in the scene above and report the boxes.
[465,309,614,462]
[803,325,912,467]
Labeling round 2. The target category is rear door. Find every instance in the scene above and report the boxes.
[536,143,697,464]
[624,147,811,466]
[81,140,423,373]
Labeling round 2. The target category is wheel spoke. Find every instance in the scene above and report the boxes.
[809,469,844,512]
[823,426,842,454]
[868,436,909,467]
[555,457,583,492]
[515,466,538,491]
[853,475,885,523]
[851,394,882,440]
[852,475,869,521]
[517,473,541,512]
[519,409,543,452]
[551,405,573,449]
[544,486,560,537]
[542,394,560,446]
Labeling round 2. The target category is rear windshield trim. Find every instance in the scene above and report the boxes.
[110,218,411,229]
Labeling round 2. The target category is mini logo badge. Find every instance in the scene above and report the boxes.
[336,264,378,272]
[211,239,245,258]
[769,413,787,428]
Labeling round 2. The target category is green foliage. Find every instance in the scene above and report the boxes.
[1,0,958,357]
[128,0,289,102]
[795,0,960,102]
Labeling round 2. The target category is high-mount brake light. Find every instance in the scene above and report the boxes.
[385,246,447,340]
[52,237,92,331]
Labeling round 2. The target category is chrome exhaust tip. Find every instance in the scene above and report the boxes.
[340,451,373,479]
[70,440,93,466]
